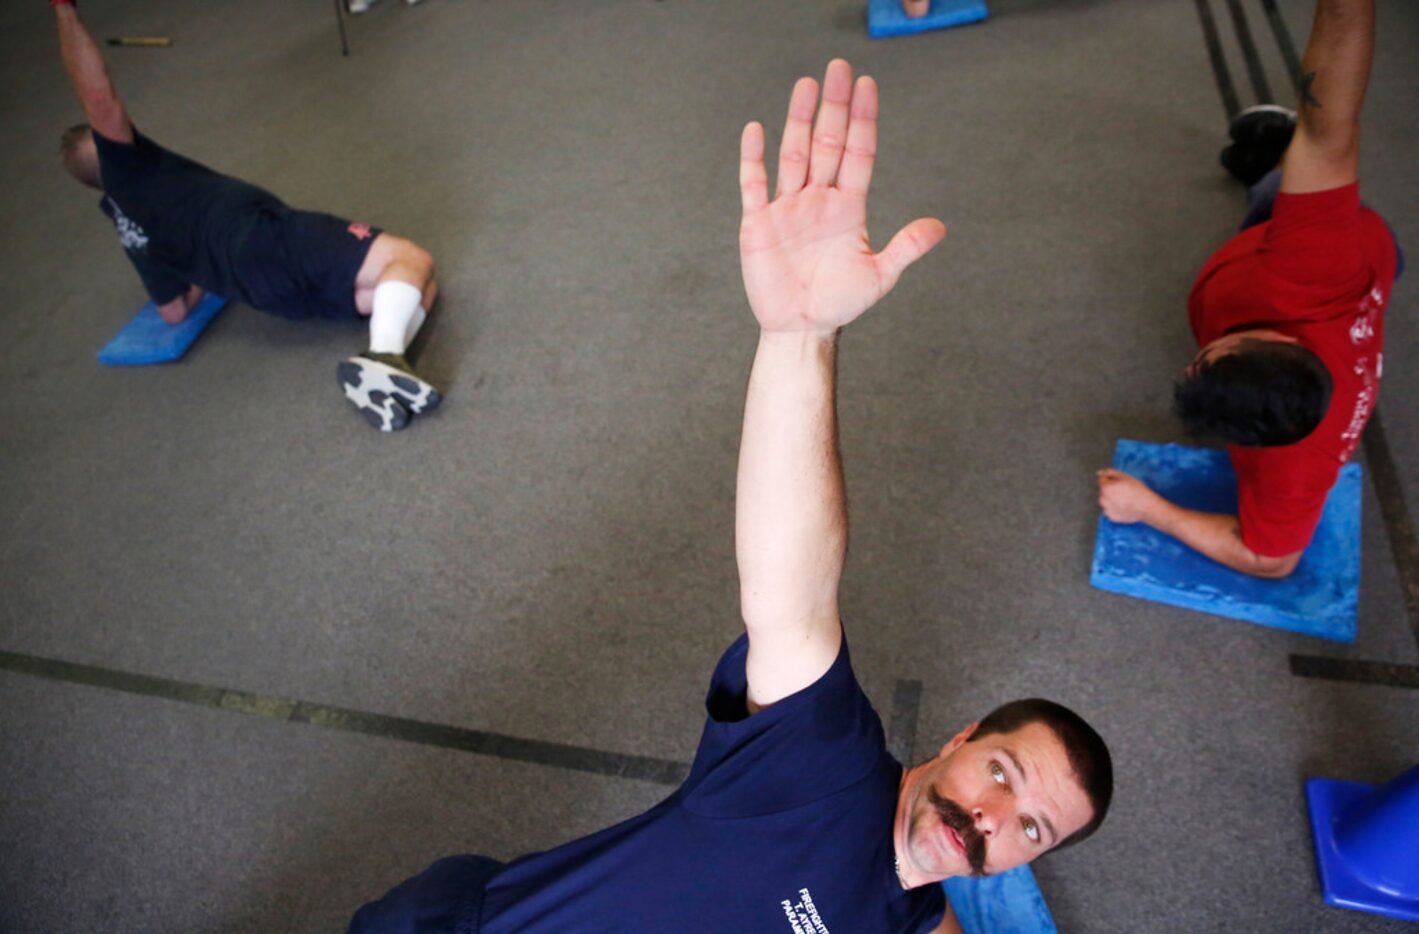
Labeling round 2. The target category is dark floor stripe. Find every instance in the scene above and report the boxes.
[887,678,923,766]
[1258,0,1303,93]
[0,649,691,786]
[1289,654,1419,690]
[1362,408,1419,651]
[1194,0,1241,119]
[1222,0,1273,104]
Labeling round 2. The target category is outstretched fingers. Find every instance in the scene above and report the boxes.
[740,121,769,215]
[875,218,947,291]
[808,59,854,187]
[836,76,878,197]
[776,77,818,197]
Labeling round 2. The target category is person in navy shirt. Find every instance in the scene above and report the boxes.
[52,0,440,432]
[349,59,1114,934]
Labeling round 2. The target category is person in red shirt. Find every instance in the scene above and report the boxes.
[1096,0,1399,579]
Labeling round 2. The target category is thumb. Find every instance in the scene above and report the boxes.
[875,218,946,291]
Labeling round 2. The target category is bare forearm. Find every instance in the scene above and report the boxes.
[55,5,131,140]
[1142,499,1297,579]
[1282,0,1373,191]
[1298,0,1375,128]
[736,330,846,633]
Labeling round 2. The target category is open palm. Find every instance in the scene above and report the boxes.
[739,60,945,333]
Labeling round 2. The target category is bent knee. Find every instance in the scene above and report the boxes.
[393,238,435,278]
[363,234,436,291]
[408,242,435,275]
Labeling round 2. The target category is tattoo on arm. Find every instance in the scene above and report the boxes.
[1299,71,1321,109]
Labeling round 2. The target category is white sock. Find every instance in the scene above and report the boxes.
[404,303,427,349]
[368,281,424,355]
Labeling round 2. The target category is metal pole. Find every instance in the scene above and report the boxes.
[334,0,350,57]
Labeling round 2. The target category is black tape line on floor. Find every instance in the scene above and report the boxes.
[886,679,923,766]
[1363,408,1419,651]
[1194,0,1241,119]
[1259,0,1303,94]
[1289,654,1419,690]
[1223,0,1273,104]
[0,649,691,786]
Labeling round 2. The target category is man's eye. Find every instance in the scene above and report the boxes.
[1023,819,1040,843]
[990,762,1006,784]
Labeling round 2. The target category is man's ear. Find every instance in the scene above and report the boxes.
[939,721,979,757]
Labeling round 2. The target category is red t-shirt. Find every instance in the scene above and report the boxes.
[1188,184,1397,557]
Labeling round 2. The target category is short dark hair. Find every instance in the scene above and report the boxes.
[60,122,92,158]
[1174,340,1331,447]
[969,698,1113,850]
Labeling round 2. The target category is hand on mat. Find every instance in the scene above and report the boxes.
[1097,469,1162,524]
[155,285,204,325]
[902,0,930,17]
[738,59,945,335]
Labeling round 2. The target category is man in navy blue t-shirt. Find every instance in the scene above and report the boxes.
[349,60,1114,933]
[52,0,440,432]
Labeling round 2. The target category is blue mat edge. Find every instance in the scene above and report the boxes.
[1088,439,1360,642]
[98,293,228,367]
[942,864,1058,934]
[868,0,989,38]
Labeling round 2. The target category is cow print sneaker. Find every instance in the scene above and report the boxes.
[338,352,441,431]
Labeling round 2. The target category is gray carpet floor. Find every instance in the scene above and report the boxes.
[1,0,1415,931]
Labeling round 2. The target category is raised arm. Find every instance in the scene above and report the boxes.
[1279,0,1375,194]
[735,60,944,709]
[54,1,134,144]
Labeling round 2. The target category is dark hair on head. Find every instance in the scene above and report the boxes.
[1174,340,1331,447]
[60,122,92,157]
[969,698,1113,850]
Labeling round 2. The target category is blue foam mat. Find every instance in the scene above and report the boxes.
[98,293,228,366]
[1090,439,1361,641]
[868,0,988,38]
[943,865,1057,934]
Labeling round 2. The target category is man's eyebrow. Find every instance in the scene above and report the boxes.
[1002,747,1058,846]
[1002,748,1029,787]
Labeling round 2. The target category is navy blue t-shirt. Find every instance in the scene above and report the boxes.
[476,635,946,933]
[93,128,286,306]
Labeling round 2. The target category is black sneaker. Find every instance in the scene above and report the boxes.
[1219,104,1297,187]
[337,352,441,431]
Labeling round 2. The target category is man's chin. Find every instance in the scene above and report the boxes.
[906,833,965,882]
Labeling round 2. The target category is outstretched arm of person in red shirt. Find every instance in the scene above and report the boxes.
[735,60,944,711]
[1096,469,1302,579]
[1280,0,1374,195]
[53,3,135,145]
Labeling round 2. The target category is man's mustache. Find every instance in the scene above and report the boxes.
[927,787,987,876]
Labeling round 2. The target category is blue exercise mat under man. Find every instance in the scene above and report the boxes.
[867,0,988,38]
[943,865,1058,934]
[1090,439,1361,641]
[97,292,228,366]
